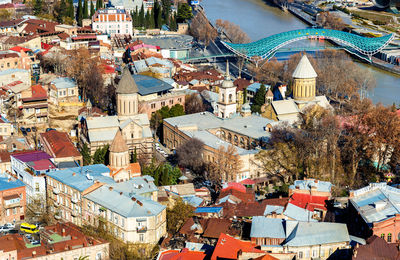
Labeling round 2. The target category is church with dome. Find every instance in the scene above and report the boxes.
[80,67,153,160]
[262,55,331,123]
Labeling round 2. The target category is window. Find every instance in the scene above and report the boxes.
[71,89,74,95]
[388,233,392,242]
[95,252,102,260]
[381,233,385,240]
[35,183,39,192]
[13,207,16,215]
[161,101,165,106]
[7,62,9,67]
[151,103,155,109]
[178,98,182,102]
[298,251,303,259]
[169,99,173,105]
[312,249,318,257]
[139,234,144,242]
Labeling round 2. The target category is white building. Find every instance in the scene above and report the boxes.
[218,63,237,119]
[10,151,57,204]
[92,8,133,36]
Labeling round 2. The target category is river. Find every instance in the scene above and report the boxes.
[201,0,400,105]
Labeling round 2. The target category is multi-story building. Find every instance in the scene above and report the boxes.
[251,217,350,260]
[349,182,400,243]
[39,130,82,167]
[48,77,79,104]
[0,115,13,138]
[92,8,133,35]
[46,164,167,243]
[0,222,109,260]
[10,151,56,204]
[0,174,26,224]
[21,84,48,125]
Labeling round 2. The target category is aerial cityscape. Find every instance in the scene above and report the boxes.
[0,0,399,258]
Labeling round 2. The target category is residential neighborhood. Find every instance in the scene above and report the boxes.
[0,0,399,259]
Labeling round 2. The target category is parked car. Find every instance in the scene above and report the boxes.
[4,223,15,229]
[31,126,37,132]
[26,128,31,132]
[46,128,56,132]
[7,229,19,234]
[0,226,11,233]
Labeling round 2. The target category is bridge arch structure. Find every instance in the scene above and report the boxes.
[221,28,394,63]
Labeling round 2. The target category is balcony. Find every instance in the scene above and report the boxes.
[53,188,60,194]
[71,197,78,204]
[136,226,147,233]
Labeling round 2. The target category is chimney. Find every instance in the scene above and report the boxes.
[279,195,282,199]
[61,228,66,237]
[295,185,300,189]
[109,187,113,191]
[32,251,36,257]
[120,192,123,195]
[72,172,76,176]
[137,200,143,206]
[314,179,318,183]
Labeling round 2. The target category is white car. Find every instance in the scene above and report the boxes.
[0,226,11,233]
[4,223,15,229]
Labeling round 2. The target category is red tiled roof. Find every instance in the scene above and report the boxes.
[233,78,251,91]
[0,3,14,9]
[40,131,81,158]
[158,249,206,260]
[31,85,47,98]
[211,233,263,260]
[9,46,31,52]
[241,178,256,185]
[0,149,11,162]
[202,218,240,239]
[289,193,328,211]
[0,52,19,59]
[222,182,247,193]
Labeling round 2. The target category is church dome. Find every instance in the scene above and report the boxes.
[116,66,139,94]
[292,55,317,79]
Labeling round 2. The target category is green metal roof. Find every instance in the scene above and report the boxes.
[222,29,394,62]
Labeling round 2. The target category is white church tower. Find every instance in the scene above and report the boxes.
[218,62,237,119]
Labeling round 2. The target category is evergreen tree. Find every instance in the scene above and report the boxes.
[177,3,192,22]
[99,0,103,9]
[68,0,74,19]
[169,14,177,31]
[153,0,162,29]
[251,84,266,113]
[95,0,99,10]
[145,10,150,28]
[149,8,155,28]
[33,0,42,15]
[77,0,83,26]
[83,0,88,19]
[81,143,92,166]
[57,0,67,22]
[161,0,170,24]
[92,145,109,165]
[139,4,145,27]
[90,0,95,17]
[132,147,137,163]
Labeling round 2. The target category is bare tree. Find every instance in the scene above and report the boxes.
[176,138,205,174]
[190,13,218,50]
[207,145,243,189]
[317,12,346,31]
[184,93,205,114]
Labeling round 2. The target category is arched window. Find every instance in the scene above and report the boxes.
[229,93,233,103]
[227,133,232,142]
[221,131,226,139]
[388,233,392,242]
[234,135,238,143]
[381,233,385,240]
[222,94,225,102]
[240,137,244,146]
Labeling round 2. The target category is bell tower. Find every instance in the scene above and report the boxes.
[116,67,139,118]
[218,61,237,119]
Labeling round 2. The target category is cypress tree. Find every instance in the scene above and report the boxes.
[77,0,83,26]
[90,0,95,17]
[68,0,74,19]
[145,10,150,29]
[95,0,99,10]
[33,0,42,15]
[58,0,66,22]
[169,14,177,31]
[149,8,155,29]
[139,4,144,28]
[155,1,162,29]
[99,0,103,8]
[83,0,88,19]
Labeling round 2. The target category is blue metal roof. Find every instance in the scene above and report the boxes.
[195,206,223,213]
[51,77,76,89]
[46,164,114,192]
[133,74,173,96]
[0,176,25,191]
[289,179,332,193]
[250,216,286,239]
[222,29,394,62]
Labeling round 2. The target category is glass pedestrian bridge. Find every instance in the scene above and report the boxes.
[221,29,394,63]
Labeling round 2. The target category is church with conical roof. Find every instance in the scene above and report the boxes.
[262,55,331,123]
[79,65,153,163]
